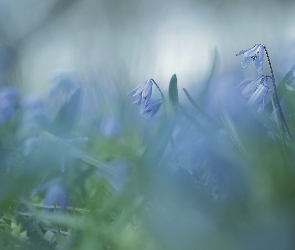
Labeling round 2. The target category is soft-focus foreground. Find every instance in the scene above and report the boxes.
[1,1,295,250]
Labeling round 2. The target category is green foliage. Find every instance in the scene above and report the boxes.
[168,74,179,108]
[1,54,295,250]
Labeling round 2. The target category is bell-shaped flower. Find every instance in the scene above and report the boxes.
[247,78,270,112]
[237,75,264,97]
[140,98,162,120]
[236,44,264,75]
[31,178,68,213]
[43,179,68,213]
[238,75,270,112]
[127,79,154,105]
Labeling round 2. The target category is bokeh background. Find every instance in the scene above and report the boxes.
[1,1,295,249]
[1,0,295,92]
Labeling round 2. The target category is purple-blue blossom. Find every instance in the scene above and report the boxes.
[44,183,68,212]
[236,44,264,75]
[127,79,154,105]
[238,75,270,112]
[50,71,78,99]
[21,94,49,129]
[140,98,162,120]
[98,114,121,138]
[0,87,18,124]
[247,81,269,112]
[127,79,163,120]
[43,180,68,212]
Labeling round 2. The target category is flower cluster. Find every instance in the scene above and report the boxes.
[127,79,162,120]
[236,44,271,111]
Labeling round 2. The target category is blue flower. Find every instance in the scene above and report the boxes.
[0,87,18,124]
[98,114,121,138]
[128,79,163,120]
[238,75,270,111]
[21,94,49,129]
[32,178,68,213]
[50,71,78,99]
[44,183,68,212]
[43,179,68,213]
[236,44,264,75]
[127,79,154,105]
[247,81,269,112]
[140,98,162,120]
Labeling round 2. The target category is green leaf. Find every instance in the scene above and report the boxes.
[221,109,248,158]
[199,47,218,105]
[169,74,179,108]
[285,83,295,92]
[43,231,55,243]
[281,63,295,83]
[276,64,295,99]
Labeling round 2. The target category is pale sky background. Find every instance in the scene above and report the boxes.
[0,0,294,93]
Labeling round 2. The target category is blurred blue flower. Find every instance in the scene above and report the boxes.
[43,179,68,213]
[50,71,78,99]
[238,75,270,111]
[140,98,162,120]
[127,79,154,105]
[31,177,68,212]
[0,43,11,86]
[0,87,18,124]
[99,114,121,138]
[49,71,80,116]
[44,184,68,212]
[236,44,264,75]
[21,94,49,129]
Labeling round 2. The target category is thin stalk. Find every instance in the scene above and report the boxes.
[151,78,167,114]
[264,45,293,141]
[271,96,287,151]
[151,79,165,100]
[151,79,181,166]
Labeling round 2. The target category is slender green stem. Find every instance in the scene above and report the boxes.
[271,96,287,151]
[263,45,292,141]
[151,79,165,100]
[151,79,167,115]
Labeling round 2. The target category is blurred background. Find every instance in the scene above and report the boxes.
[0,0,295,93]
[1,1,295,249]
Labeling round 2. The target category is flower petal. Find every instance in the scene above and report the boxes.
[247,84,268,106]
[235,44,258,56]
[241,56,253,69]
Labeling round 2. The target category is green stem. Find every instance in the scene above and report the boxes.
[264,45,292,141]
